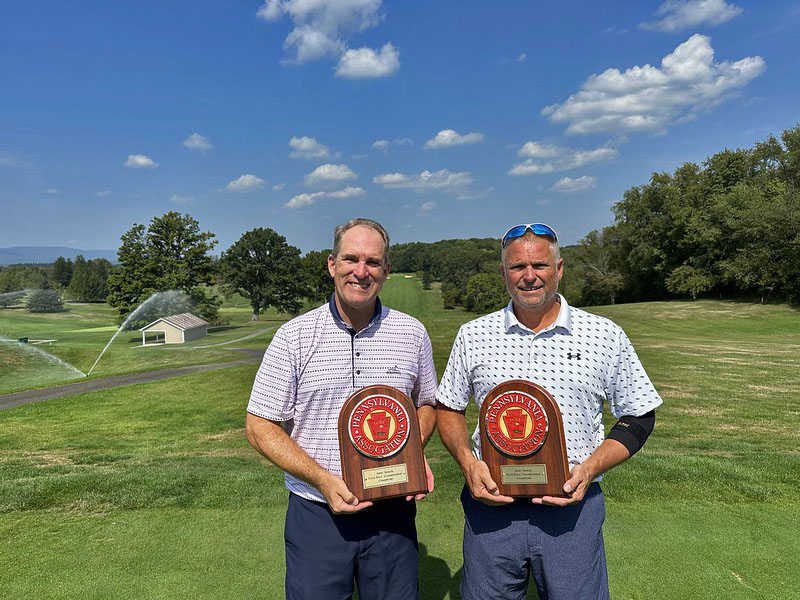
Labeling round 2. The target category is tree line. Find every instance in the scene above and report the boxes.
[391,125,800,310]
[105,212,332,326]
[571,124,800,306]
[4,124,797,318]
[0,256,112,312]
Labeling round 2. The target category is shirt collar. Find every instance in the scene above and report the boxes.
[503,293,572,335]
[328,293,384,332]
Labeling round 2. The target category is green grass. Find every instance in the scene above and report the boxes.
[0,299,291,393]
[1,277,799,599]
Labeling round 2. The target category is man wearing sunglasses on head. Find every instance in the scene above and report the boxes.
[436,223,662,600]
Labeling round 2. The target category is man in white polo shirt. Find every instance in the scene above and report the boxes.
[245,218,437,600]
[436,223,662,600]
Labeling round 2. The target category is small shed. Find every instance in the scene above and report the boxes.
[139,313,208,346]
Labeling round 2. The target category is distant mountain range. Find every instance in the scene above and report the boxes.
[0,246,117,266]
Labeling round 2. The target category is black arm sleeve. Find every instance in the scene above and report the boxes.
[606,410,655,456]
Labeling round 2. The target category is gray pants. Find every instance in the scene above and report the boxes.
[460,483,609,600]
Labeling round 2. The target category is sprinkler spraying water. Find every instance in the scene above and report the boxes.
[86,290,192,377]
[0,334,87,379]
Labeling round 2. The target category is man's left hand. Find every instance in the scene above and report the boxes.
[532,462,592,506]
[406,456,434,501]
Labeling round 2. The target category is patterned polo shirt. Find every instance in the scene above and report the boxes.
[248,295,438,503]
[436,295,662,472]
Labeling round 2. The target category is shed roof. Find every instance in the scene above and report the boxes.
[140,312,209,331]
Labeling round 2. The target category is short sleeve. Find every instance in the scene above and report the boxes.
[247,327,297,421]
[606,328,663,419]
[412,330,438,407]
[435,326,473,411]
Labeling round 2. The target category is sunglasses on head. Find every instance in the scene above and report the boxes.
[501,223,558,247]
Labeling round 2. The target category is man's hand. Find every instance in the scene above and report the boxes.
[406,455,435,501]
[319,474,373,514]
[533,462,592,506]
[533,439,631,506]
[466,458,514,505]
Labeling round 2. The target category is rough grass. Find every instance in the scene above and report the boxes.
[1,279,799,599]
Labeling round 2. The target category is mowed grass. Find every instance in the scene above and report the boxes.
[0,299,292,394]
[1,276,799,599]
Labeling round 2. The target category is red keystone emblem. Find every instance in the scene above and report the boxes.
[347,394,410,459]
[484,391,549,458]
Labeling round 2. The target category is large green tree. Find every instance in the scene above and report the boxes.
[301,249,334,304]
[220,228,305,320]
[574,229,625,305]
[107,212,219,323]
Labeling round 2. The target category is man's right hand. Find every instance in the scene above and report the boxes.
[466,458,514,505]
[319,474,374,514]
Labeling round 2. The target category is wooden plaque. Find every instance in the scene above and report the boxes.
[479,380,570,497]
[338,385,427,502]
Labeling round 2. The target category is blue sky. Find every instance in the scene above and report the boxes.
[1,1,798,254]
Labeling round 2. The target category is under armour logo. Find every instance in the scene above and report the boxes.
[567,351,581,360]
[387,366,401,374]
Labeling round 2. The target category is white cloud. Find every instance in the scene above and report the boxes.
[335,43,400,79]
[257,0,396,78]
[124,154,158,169]
[550,176,597,193]
[226,174,267,192]
[516,53,527,63]
[0,151,32,169]
[272,183,286,191]
[373,169,474,194]
[170,194,195,205]
[424,129,485,149]
[641,0,743,32]
[44,188,59,195]
[95,190,111,197]
[285,191,326,208]
[509,144,618,176]
[183,133,213,153]
[304,163,357,187]
[541,34,764,135]
[285,186,365,208]
[289,136,331,159]
[420,201,437,212]
[518,142,562,159]
[372,138,413,153]
[328,186,365,198]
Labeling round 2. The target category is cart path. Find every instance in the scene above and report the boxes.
[0,349,264,411]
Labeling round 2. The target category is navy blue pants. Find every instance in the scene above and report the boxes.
[460,483,609,600]
[284,493,419,600]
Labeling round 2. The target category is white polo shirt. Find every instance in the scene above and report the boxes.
[436,295,662,470]
[248,296,438,503]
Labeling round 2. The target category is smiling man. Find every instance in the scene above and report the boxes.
[245,218,437,600]
[436,223,662,600]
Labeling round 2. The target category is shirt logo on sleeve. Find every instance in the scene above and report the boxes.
[347,394,410,459]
